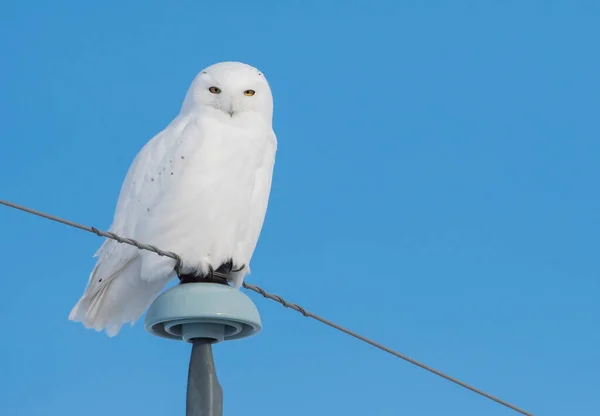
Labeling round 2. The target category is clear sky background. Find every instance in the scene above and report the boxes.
[0,1,598,415]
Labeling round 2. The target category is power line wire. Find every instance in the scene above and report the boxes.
[0,198,533,416]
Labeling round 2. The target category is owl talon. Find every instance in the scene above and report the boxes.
[231,264,245,273]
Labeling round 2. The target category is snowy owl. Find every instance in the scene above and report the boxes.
[69,62,277,336]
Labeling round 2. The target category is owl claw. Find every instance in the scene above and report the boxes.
[214,260,245,274]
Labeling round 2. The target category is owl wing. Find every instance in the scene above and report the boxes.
[81,115,191,298]
[229,131,277,288]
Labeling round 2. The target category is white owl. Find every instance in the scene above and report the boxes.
[69,62,277,336]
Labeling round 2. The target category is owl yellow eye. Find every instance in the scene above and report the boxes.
[243,89,255,96]
[208,86,221,94]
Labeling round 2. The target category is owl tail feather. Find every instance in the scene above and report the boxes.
[69,256,170,337]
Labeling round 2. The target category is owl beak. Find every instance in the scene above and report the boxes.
[226,103,235,117]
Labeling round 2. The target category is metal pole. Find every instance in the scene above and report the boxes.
[186,339,223,416]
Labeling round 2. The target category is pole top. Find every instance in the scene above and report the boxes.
[144,282,262,343]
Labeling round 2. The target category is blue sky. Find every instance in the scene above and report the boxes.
[0,1,599,415]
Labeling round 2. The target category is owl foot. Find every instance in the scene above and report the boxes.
[177,260,245,285]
